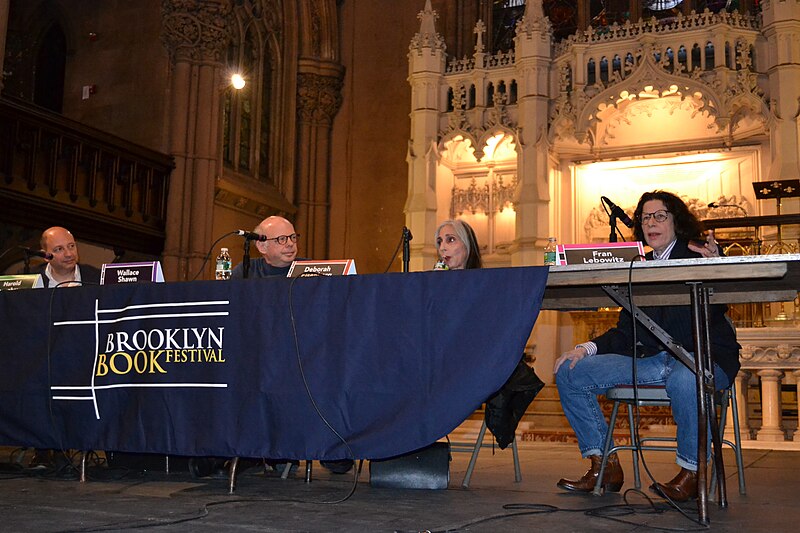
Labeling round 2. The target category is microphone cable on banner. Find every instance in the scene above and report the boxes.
[287,274,359,504]
[39,279,104,482]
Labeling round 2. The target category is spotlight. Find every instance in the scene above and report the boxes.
[231,74,246,90]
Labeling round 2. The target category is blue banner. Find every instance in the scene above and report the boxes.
[0,267,548,460]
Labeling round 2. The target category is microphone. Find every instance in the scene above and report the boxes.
[708,203,748,216]
[601,196,634,228]
[235,230,267,242]
[402,226,413,241]
[19,246,53,260]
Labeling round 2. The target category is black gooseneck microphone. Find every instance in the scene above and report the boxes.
[601,196,634,229]
[19,246,53,260]
[236,230,268,242]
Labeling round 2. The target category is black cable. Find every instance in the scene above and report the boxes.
[383,230,405,273]
[405,490,710,533]
[625,257,710,527]
[287,275,359,504]
[191,231,240,281]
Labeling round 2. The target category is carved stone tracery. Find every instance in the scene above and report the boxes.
[160,0,232,62]
[297,71,344,125]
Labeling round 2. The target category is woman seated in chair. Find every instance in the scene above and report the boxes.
[553,190,740,502]
[435,219,544,448]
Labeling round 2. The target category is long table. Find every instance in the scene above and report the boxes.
[543,253,800,523]
[0,267,549,461]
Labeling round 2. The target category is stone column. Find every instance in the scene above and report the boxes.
[510,1,553,267]
[761,0,800,183]
[731,371,751,440]
[406,0,446,271]
[756,369,785,442]
[295,60,344,260]
[160,0,231,281]
[794,370,800,442]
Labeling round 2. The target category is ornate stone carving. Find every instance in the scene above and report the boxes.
[410,1,446,53]
[297,72,344,125]
[161,0,232,62]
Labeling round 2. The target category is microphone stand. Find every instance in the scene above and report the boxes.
[608,214,619,243]
[22,250,32,274]
[242,238,252,279]
[402,226,413,273]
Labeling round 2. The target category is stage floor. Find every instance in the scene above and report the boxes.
[1,442,798,532]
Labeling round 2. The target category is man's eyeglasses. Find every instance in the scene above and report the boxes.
[638,210,670,224]
[265,233,300,245]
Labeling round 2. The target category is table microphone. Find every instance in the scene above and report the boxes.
[19,246,53,260]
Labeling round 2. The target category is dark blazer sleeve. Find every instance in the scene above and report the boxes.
[79,264,102,285]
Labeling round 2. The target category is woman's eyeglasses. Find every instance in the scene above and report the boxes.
[638,210,670,223]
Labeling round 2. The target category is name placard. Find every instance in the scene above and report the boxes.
[556,242,646,266]
[287,260,357,278]
[0,274,44,291]
[101,262,165,285]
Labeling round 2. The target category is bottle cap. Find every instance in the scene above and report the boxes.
[221,247,228,252]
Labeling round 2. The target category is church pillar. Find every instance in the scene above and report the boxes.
[511,1,552,267]
[295,59,343,260]
[406,0,447,271]
[761,0,800,184]
[160,0,230,281]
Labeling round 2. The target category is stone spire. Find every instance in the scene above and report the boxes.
[516,0,551,39]
[410,0,445,52]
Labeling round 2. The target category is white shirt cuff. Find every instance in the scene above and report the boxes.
[576,341,597,356]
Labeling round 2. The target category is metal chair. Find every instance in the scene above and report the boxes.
[449,419,522,488]
[593,382,746,496]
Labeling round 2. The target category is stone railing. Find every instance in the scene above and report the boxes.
[707,214,800,443]
[734,329,800,443]
[551,8,763,115]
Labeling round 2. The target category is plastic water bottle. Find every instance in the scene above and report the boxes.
[544,237,557,266]
[215,247,231,280]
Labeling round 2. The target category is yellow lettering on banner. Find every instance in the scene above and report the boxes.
[134,351,148,374]
[203,349,226,362]
[96,354,108,376]
[149,350,166,373]
[110,352,133,375]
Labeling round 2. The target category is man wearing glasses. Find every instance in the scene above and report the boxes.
[231,216,301,278]
[228,215,355,475]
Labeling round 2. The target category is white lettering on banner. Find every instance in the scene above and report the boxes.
[51,298,231,420]
[105,327,224,353]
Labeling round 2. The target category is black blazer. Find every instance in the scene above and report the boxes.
[591,239,741,383]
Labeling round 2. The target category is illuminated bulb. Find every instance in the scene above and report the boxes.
[231,74,246,90]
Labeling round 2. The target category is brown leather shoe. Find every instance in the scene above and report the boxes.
[651,467,698,502]
[557,454,624,493]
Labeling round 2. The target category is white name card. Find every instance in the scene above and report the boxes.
[101,262,165,285]
[0,274,43,291]
[287,260,357,278]
[556,242,646,266]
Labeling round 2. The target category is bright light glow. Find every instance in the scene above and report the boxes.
[231,73,246,90]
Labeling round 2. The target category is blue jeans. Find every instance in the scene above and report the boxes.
[555,351,730,471]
